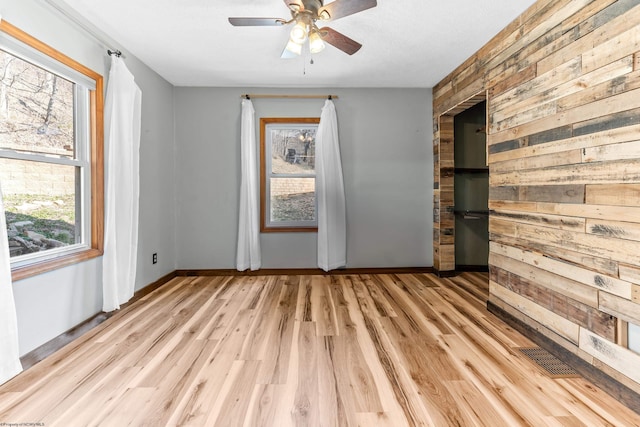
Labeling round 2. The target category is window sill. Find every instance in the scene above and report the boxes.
[11,247,103,282]
[261,227,318,233]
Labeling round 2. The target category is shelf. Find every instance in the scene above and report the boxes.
[455,168,489,173]
[454,209,489,220]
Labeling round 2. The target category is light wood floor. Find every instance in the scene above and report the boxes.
[1,273,639,426]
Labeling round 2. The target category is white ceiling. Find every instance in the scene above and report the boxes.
[56,0,538,88]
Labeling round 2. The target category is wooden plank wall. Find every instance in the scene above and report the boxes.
[433,0,640,395]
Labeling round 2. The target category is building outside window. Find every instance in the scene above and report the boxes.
[260,117,319,232]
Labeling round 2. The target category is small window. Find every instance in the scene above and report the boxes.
[629,323,640,355]
[260,117,319,232]
[0,21,103,280]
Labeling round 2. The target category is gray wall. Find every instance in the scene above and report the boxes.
[2,0,177,355]
[174,88,433,269]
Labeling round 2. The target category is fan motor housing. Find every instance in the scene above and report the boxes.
[302,0,323,16]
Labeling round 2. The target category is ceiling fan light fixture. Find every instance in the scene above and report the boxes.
[309,29,325,53]
[285,39,303,56]
[290,20,308,44]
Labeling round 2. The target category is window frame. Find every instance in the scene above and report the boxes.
[0,20,104,281]
[260,117,319,233]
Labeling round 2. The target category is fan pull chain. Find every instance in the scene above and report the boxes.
[303,56,314,75]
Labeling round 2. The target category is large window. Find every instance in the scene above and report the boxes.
[0,21,103,280]
[260,117,319,232]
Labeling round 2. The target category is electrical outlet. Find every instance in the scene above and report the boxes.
[152,253,158,264]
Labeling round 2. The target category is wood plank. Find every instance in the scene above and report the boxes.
[559,0,618,34]
[489,199,640,226]
[554,377,640,427]
[208,360,262,427]
[599,292,640,325]
[492,57,636,133]
[490,252,599,308]
[484,0,593,89]
[536,2,640,75]
[489,64,537,98]
[491,265,616,341]
[583,139,640,163]
[619,264,640,285]
[536,201,640,224]
[573,106,640,137]
[444,379,514,427]
[587,218,640,242]
[581,21,640,74]
[490,149,583,174]
[489,123,640,164]
[490,234,619,277]
[243,384,283,427]
[491,56,583,121]
[586,183,640,206]
[490,158,640,186]
[559,69,640,114]
[491,241,632,300]
[491,216,640,266]
[525,185,584,203]
[490,281,581,344]
[580,327,640,385]
[492,209,586,232]
[489,87,640,145]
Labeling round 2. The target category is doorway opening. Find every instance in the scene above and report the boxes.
[453,101,489,271]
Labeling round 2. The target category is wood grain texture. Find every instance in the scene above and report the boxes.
[435,0,640,399]
[1,273,639,426]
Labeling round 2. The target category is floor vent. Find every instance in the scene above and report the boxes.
[518,347,580,378]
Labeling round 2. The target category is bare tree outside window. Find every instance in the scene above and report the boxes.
[0,50,75,156]
[0,49,78,257]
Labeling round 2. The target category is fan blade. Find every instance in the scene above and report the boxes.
[318,0,377,21]
[319,27,362,55]
[228,17,285,26]
[283,0,304,12]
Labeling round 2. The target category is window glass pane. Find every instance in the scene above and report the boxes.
[1,158,80,257]
[0,49,75,158]
[270,127,316,174]
[270,177,316,223]
[630,323,640,355]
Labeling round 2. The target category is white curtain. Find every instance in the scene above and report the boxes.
[236,98,261,271]
[316,99,347,271]
[102,56,142,312]
[0,182,23,384]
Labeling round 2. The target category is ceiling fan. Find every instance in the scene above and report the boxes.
[228,0,377,58]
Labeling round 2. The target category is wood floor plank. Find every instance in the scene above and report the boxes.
[310,275,339,336]
[1,272,639,426]
[444,379,512,427]
[243,384,284,427]
[208,360,263,427]
[291,321,319,426]
[48,366,142,427]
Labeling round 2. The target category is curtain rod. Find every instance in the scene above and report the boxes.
[42,0,123,57]
[242,94,338,100]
